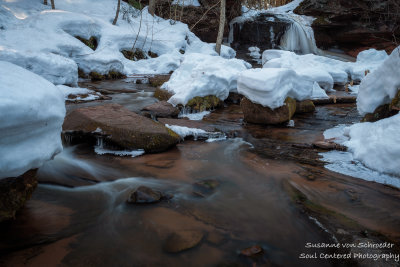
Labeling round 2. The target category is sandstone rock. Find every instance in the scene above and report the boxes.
[241,97,296,125]
[361,104,397,122]
[295,0,399,54]
[63,104,180,153]
[0,169,37,222]
[390,90,400,111]
[163,230,204,253]
[187,95,223,112]
[295,100,315,114]
[148,75,170,87]
[142,101,180,118]
[154,87,173,101]
[127,186,172,204]
[313,141,347,151]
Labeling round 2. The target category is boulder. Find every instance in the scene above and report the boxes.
[127,186,172,204]
[142,101,180,118]
[361,104,398,122]
[295,0,399,54]
[0,169,37,222]
[63,104,180,153]
[240,245,264,257]
[241,97,296,124]
[154,87,173,101]
[163,230,204,253]
[295,100,315,114]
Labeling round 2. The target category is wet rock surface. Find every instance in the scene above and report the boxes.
[63,104,180,153]
[127,186,172,204]
[295,0,399,54]
[163,230,204,253]
[241,97,296,125]
[0,170,37,222]
[142,101,180,118]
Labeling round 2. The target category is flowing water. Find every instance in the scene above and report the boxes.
[1,80,400,267]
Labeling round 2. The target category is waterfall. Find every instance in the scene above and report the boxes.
[279,18,320,55]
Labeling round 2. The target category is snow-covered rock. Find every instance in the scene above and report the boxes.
[162,53,250,106]
[237,68,315,109]
[262,49,388,91]
[324,113,400,177]
[357,47,400,115]
[0,0,235,84]
[0,61,65,179]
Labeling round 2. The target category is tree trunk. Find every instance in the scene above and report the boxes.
[44,0,48,5]
[50,0,55,9]
[112,0,121,25]
[149,0,156,16]
[215,0,225,55]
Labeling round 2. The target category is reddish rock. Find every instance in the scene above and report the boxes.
[163,230,204,253]
[142,101,180,118]
[241,97,296,125]
[0,169,37,222]
[240,245,264,257]
[63,104,180,153]
[295,0,399,54]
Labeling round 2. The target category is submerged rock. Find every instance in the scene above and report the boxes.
[163,230,204,253]
[192,179,220,198]
[240,245,264,257]
[127,186,172,204]
[0,169,37,222]
[63,104,180,153]
[241,97,296,125]
[142,101,180,118]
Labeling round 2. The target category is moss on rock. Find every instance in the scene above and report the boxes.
[75,36,98,50]
[186,95,223,112]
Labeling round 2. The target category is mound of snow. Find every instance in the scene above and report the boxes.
[357,47,400,115]
[324,113,400,178]
[0,61,65,179]
[237,68,321,109]
[262,49,388,91]
[0,0,235,85]
[162,53,250,106]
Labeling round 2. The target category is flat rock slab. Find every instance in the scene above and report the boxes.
[63,104,180,153]
[158,118,218,132]
[163,230,204,253]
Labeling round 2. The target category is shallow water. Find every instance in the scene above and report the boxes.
[1,80,400,267]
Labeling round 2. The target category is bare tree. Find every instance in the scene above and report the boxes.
[112,0,121,25]
[44,0,48,5]
[51,0,55,9]
[215,0,225,55]
[149,0,156,16]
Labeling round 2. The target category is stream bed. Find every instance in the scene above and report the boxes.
[1,79,400,267]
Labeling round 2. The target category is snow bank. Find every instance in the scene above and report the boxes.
[262,49,388,91]
[0,0,235,85]
[162,53,250,106]
[357,47,400,115]
[0,61,65,179]
[237,68,315,109]
[323,113,400,177]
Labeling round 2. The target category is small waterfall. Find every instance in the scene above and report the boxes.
[279,19,319,54]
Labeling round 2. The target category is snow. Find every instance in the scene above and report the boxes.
[357,47,400,115]
[0,0,235,85]
[262,49,388,92]
[237,68,314,109]
[165,124,226,141]
[323,113,400,178]
[172,0,201,7]
[320,151,400,189]
[178,108,211,120]
[0,61,65,179]
[162,53,250,106]
[57,85,91,97]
